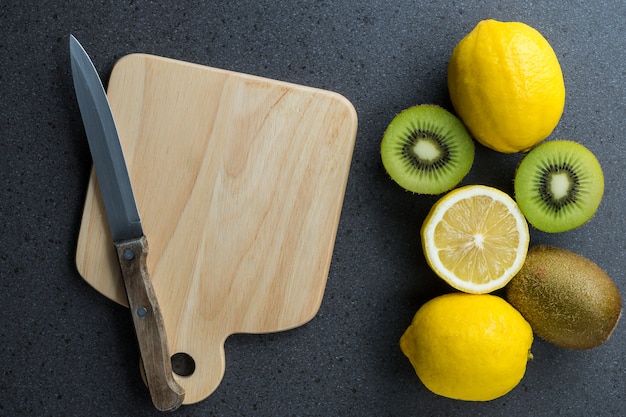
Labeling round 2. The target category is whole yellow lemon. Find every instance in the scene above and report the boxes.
[400,293,533,401]
[448,19,565,153]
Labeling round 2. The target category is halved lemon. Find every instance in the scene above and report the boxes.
[421,185,530,294]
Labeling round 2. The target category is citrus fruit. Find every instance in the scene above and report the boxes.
[448,19,565,153]
[421,185,529,294]
[400,293,533,401]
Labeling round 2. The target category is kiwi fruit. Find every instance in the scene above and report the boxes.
[380,104,474,194]
[514,140,604,233]
[505,245,622,350]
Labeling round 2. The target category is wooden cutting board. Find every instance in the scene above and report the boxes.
[75,54,357,404]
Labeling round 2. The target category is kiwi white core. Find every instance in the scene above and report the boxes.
[549,172,572,201]
[413,138,440,162]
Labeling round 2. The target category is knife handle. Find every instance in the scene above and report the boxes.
[115,235,185,412]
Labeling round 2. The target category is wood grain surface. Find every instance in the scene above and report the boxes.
[75,54,358,404]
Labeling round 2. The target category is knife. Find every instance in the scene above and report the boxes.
[69,35,184,411]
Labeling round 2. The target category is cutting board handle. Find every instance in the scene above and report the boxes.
[171,331,228,403]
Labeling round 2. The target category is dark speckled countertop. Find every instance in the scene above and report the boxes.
[2,1,625,416]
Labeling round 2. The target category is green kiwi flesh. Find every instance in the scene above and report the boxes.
[380,105,474,194]
[514,140,604,233]
[505,245,622,350]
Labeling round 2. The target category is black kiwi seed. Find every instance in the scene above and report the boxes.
[514,140,604,233]
[380,105,475,195]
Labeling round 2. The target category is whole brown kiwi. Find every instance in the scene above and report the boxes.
[505,245,622,350]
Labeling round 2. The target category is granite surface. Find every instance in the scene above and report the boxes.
[1,1,625,416]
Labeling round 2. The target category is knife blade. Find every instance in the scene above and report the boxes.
[69,35,184,411]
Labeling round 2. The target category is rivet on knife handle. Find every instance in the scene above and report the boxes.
[115,235,184,412]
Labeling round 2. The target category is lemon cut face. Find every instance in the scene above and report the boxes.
[421,185,530,294]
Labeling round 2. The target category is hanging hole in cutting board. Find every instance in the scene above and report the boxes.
[171,352,195,377]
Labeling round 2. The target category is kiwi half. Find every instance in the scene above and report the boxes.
[514,140,603,233]
[380,105,474,194]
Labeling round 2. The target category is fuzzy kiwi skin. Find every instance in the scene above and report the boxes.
[505,245,622,350]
